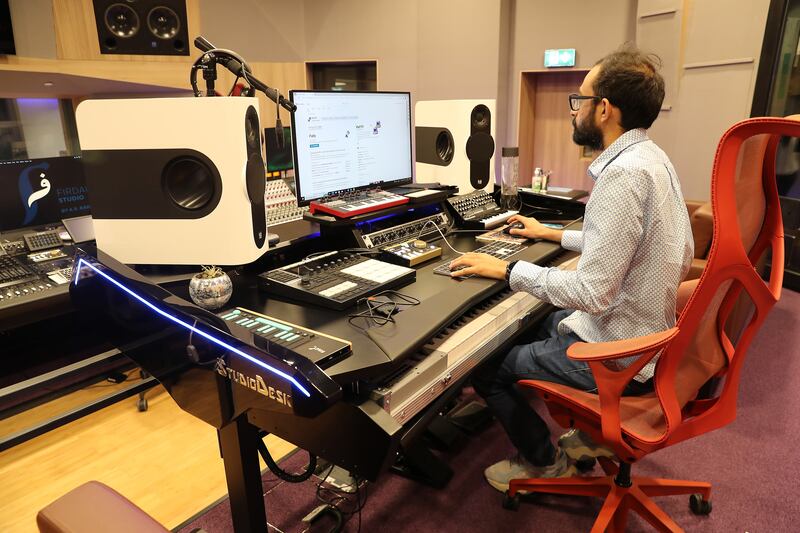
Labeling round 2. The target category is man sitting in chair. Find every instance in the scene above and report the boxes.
[448,44,694,491]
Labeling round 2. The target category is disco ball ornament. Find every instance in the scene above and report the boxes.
[189,266,232,310]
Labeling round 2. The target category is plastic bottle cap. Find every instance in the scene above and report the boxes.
[502,147,519,157]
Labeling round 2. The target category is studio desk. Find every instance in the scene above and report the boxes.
[70,225,580,533]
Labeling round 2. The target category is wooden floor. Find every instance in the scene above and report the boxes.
[0,379,294,533]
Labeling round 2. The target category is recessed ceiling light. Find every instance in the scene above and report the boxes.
[43,81,55,87]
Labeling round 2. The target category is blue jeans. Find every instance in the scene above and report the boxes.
[472,309,652,466]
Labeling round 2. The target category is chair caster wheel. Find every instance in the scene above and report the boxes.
[576,457,596,472]
[689,493,712,515]
[502,492,520,511]
[137,398,149,412]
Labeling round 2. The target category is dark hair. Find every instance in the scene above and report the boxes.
[593,44,665,130]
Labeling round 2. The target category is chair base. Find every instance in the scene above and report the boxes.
[506,462,711,533]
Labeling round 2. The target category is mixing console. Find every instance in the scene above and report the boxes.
[265,179,308,226]
[258,251,415,310]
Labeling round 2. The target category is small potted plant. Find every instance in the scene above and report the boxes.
[189,265,232,310]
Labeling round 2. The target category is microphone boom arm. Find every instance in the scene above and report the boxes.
[193,36,296,113]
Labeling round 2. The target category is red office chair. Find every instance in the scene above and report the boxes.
[503,116,791,531]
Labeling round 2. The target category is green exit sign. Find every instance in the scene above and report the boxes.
[544,49,576,68]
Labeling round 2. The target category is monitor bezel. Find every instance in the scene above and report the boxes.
[289,90,413,206]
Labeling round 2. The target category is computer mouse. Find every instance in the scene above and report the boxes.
[502,222,524,235]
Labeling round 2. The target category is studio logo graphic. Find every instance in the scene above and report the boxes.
[19,162,51,226]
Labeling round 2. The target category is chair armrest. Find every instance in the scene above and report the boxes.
[566,328,679,362]
[562,328,679,459]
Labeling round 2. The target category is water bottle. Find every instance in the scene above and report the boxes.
[501,147,519,210]
[532,167,543,192]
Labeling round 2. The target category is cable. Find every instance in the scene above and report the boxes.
[257,438,317,483]
[416,219,471,256]
[347,290,420,332]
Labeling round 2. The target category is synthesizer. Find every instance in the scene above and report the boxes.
[310,189,409,218]
[217,307,352,369]
[445,189,517,230]
[258,251,415,310]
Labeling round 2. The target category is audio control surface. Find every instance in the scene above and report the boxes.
[217,307,352,368]
[258,251,415,310]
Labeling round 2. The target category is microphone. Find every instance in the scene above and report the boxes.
[194,36,296,113]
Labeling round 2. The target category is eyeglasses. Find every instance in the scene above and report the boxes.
[568,93,601,112]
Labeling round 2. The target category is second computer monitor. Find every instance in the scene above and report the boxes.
[289,90,412,206]
[264,126,293,173]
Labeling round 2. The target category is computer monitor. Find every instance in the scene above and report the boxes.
[289,90,412,206]
[0,156,90,232]
[264,126,294,172]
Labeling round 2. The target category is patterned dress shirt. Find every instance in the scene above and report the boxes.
[509,128,694,381]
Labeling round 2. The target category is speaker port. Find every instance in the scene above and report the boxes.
[436,130,454,164]
[163,157,215,210]
[104,3,140,38]
[147,6,180,39]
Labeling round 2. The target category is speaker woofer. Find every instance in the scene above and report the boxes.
[147,6,180,39]
[163,157,215,210]
[104,3,140,38]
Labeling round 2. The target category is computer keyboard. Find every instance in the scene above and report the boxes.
[433,240,525,277]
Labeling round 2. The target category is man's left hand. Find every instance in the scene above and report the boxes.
[449,253,508,280]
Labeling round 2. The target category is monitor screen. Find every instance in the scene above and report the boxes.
[0,0,14,55]
[0,156,90,232]
[289,90,412,205]
[264,126,293,172]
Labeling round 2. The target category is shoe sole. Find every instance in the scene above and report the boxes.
[485,465,579,494]
[560,443,615,462]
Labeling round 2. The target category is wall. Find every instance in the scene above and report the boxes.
[8,0,57,59]
[504,0,637,152]
[639,0,772,201]
[15,98,67,158]
[199,0,306,62]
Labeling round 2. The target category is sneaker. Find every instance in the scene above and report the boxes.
[558,429,616,462]
[484,448,576,493]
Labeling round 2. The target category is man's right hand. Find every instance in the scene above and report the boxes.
[506,214,564,242]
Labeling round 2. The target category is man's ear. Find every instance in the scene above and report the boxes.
[599,98,618,126]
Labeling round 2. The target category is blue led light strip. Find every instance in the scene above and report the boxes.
[74,259,311,397]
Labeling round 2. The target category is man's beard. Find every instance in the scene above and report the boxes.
[572,114,604,151]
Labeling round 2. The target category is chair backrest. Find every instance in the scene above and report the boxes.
[654,117,791,445]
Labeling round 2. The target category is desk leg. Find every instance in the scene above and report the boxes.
[218,416,267,533]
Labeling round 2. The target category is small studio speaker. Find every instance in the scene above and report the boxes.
[92,0,190,55]
[76,97,268,265]
[415,99,496,192]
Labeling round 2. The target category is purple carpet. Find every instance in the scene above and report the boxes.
[179,289,800,532]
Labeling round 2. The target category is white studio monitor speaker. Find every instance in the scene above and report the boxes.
[76,96,268,265]
[415,99,496,192]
